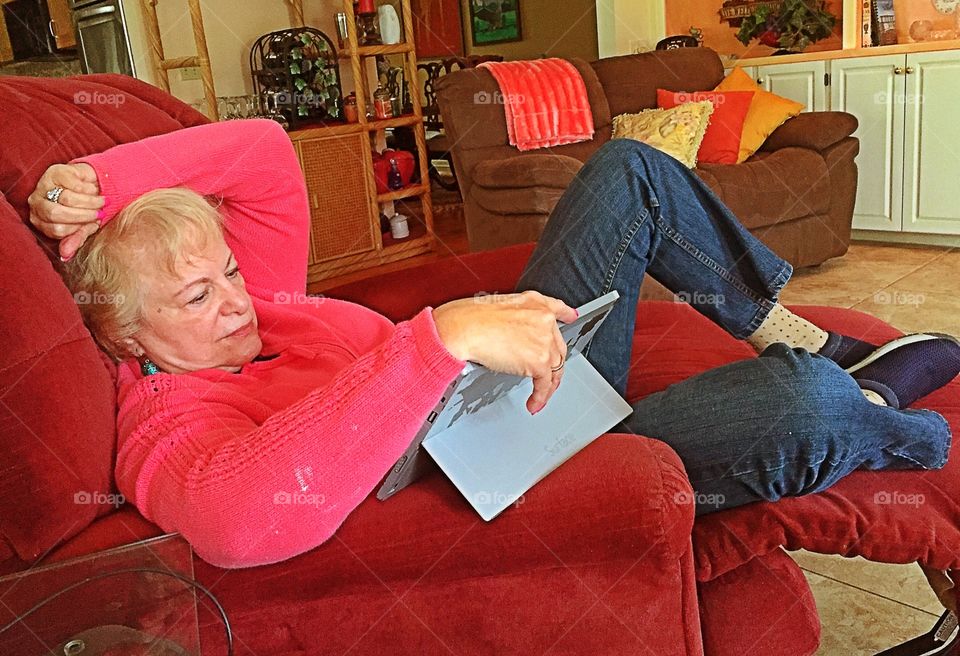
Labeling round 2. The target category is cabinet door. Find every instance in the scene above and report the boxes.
[46,0,76,50]
[830,54,905,232]
[296,133,378,264]
[902,50,960,235]
[756,60,828,112]
[724,65,757,80]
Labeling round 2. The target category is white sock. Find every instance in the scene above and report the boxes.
[747,304,829,354]
[862,389,888,406]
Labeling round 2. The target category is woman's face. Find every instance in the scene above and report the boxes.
[123,231,261,374]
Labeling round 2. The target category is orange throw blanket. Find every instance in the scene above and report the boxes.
[479,58,594,152]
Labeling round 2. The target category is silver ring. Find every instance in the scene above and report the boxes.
[551,360,565,373]
[46,186,65,204]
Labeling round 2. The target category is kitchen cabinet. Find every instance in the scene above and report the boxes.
[831,50,960,236]
[46,0,75,50]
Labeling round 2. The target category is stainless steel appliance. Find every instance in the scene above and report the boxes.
[70,0,135,75]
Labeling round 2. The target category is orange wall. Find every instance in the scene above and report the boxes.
[665,0,844,59]
[894,0,957,42]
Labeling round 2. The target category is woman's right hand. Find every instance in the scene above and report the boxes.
[28,163,105,261]
[432,290,578,415]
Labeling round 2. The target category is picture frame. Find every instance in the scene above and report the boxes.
[469,0,522,46]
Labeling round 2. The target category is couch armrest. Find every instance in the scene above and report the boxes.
[473,154,583,189]
[759,111,858,153]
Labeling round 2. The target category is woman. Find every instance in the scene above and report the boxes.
[28,119,959,571]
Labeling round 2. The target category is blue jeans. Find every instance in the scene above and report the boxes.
[516,139,951,515]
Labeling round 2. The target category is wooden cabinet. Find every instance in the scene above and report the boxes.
[46,0,75,50]
[286,0,435,285]
[831,50,960,237]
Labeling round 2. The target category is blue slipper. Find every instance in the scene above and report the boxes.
[845,333,960,409]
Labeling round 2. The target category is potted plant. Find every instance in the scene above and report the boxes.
[736,0,837,54]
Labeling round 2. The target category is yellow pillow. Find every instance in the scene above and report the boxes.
[611,101,714,169]
[715,67,804,163]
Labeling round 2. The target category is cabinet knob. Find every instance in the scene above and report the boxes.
[905,66,915,74]
[893,66,904,75]
[756,78,764,85]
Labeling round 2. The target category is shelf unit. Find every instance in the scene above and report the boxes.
[285,0,434,285]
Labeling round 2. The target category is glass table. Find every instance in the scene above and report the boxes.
[0,534,201,656]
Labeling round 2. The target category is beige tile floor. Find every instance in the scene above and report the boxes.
[780,240,959,655]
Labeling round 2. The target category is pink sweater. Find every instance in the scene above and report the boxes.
[76,120,467,568]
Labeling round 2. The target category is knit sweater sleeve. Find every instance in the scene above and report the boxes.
[73,119,310,299]
[116,307,466,569]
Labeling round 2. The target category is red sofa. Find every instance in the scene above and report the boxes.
[2,74,959,656]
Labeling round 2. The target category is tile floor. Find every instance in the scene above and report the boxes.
[780,241,958,655]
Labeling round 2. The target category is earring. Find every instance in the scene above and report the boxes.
[140,358,161,376]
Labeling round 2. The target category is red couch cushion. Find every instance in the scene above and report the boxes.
[0,73,208,565]
[328,248,960,586]
[657,89,755,165]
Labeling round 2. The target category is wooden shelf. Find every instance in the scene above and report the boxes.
[339,43,414,59]
[377,183,428,203]
[292,0,435,286]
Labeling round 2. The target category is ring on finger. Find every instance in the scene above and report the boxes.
[551,359,565,373]
[45,187,65,204]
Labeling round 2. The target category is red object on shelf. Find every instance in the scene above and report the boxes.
[372,149,415,194]
[357,0,376,14]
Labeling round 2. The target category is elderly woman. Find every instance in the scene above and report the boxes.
[28,119,959,572]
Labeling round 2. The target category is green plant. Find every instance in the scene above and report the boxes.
[736,0,837,52]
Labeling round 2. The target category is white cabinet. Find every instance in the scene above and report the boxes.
[725,61,828,112]
[830,54,905,231]
[902,50,960,235]
[756,60,829,112]
[831,50,960,236]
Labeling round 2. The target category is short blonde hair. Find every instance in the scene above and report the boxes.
[63,187,225,362]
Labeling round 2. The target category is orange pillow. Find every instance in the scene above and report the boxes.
[715,67,804,163]
[657,89,755,165]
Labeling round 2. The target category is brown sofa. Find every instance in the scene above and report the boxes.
[436,48,860,268]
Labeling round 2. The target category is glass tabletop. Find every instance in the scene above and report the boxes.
[0,533,200,656]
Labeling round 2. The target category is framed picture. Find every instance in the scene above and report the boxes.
[469,0,522,46]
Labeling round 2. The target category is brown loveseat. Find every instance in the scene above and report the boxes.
[436,48,860,268]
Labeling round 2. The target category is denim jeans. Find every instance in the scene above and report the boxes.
[516,139,952,515]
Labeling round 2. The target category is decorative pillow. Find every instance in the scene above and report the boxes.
[714,68,804,163]
[611,101,714,169]
[0,74,207,565]
[656,89,755,165]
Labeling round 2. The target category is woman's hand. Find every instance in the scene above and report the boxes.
[921,565,959,615]
[432,290,578,415]
[28,163,105,261]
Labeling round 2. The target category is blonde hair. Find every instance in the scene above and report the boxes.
[62,187,225,362]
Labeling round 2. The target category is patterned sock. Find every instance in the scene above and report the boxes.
[747,304,829,354]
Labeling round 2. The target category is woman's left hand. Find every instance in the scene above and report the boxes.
[28,162,104,261]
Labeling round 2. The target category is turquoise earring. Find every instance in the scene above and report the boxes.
[140,358,161,376]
